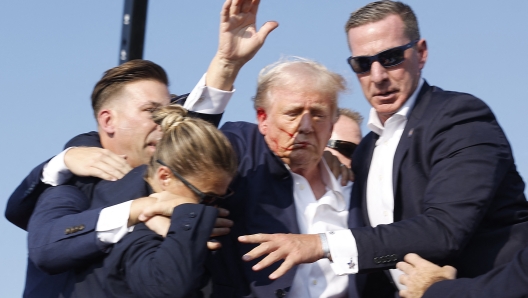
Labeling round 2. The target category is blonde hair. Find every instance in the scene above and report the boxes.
[148,104,237,180]
[252,57,346,120]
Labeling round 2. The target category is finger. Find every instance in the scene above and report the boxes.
[404,253,427,266]
[399,273,409,286]
[248,0,260,15]
[217,218,233,227]
[238,233,269,244]
[240,0,253,13]
[87,167,119,181]
[269,259,295,280]
[340,165,349,186]
[231,0,242,15]
[215,218,234,228]
[139,204,174,221]
[220,0,232,23]
[252,250,283,271]
[211,227,231,237]
[101,153,132,176]
[399,289,409,298]
[256,21,279,41]
[241,242,273,262]
[217,207,230,217]
[207,241,222,251]
[396,261,414,274]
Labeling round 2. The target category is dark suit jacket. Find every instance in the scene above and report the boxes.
[209,121,364,298]
[6,106,221,297]
[423,246,528,298]
[350,82,528,291]
[5,105,221,232]
[29,166,217,297]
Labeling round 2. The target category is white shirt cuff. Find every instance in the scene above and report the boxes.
[96,200,134,244]
[327,229,359,275]
[41,147,74,186]
[183,73,234,114]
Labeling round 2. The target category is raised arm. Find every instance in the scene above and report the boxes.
[206,0,278,91]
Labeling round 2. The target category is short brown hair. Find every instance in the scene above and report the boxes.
[338,108,363,125]
[91,60,169,117]
[148,104,237,181]
[345,1,420,41]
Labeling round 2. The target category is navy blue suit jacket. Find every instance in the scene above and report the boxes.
[28,166,217,297]
[423,246,528,298]
[208,122,364,298]
[350,82,528,292]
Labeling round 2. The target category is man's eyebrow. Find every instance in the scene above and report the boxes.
[142,101,163,108]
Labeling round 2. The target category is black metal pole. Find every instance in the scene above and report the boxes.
[119,0,149,64]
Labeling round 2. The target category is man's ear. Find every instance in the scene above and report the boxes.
[417,39,428,70]
[98,109,116,134]
[256,108,268,135]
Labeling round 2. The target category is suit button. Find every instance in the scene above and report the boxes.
[78,225,85,231]
[275,289,286,297]
[189,212,196,218]
[374,257,380,264]
[65,228,71,234]
[182,224,191,231]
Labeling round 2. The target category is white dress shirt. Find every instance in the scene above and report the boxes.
[40,73,234,245]
[288,160,350,298]
[325,79,423,288]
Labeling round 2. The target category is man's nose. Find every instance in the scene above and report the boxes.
[298,112,314,133]
[369,61,389,84]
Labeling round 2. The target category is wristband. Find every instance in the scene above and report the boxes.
[319,233,332,260]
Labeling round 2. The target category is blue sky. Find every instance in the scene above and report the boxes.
[1,1,527,295]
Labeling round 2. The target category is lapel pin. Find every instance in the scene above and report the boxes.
[408,128,414,137]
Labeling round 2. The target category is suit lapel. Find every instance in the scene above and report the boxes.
[352,132,378,226]
[392,82,433,194]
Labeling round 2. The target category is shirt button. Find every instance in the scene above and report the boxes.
[312,279,317,285]
[299,184,305,190]
[383,211,389,217]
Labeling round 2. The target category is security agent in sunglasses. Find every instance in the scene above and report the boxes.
[325,108,363,169]
[238,1,528,297]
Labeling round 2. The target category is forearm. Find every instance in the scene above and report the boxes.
[5,160,51,230]
[27,186,104,274]
[121,204,217,298]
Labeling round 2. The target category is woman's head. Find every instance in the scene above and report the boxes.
[148,104,237,203]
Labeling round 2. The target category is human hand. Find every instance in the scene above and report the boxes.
[397,253,457,298]
[128,192,197,226]
[207,0,278,90]
[145,215,171,237]
[64,147,132,181]
[238,233,323,279]
[323,151,354,186]
[211,208,233,237]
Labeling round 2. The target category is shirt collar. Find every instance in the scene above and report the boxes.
[367,78,424,135]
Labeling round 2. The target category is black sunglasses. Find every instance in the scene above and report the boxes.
[326,139,358,157]
[347,40,419,74]
[156,159,234,206]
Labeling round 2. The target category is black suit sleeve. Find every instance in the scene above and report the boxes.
[423,248,528,298]
[105,204,217,298]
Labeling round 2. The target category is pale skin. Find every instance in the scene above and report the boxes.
[239,14,429,279]
[397,253,457,298]
[62,0,276,238]
[139,166,233,250]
